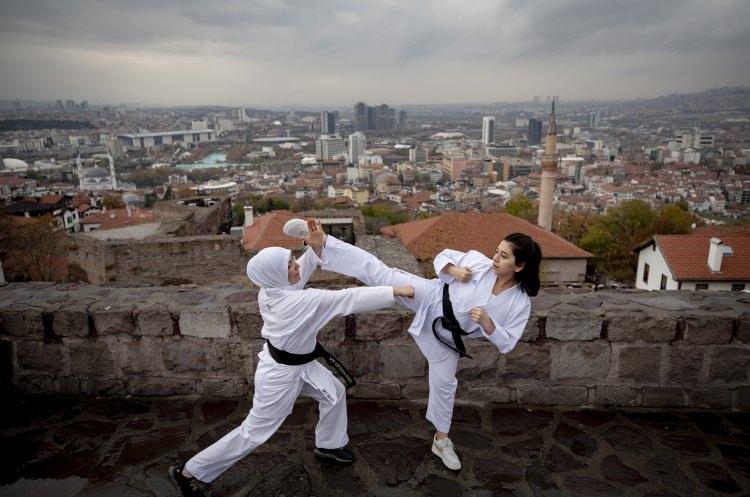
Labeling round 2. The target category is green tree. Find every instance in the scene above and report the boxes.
[503,194,537,222]
[579,200,656,283]
[232,203,245,227]
[652,203,694,234]
[553,210,599,245]
[102,194,125,210]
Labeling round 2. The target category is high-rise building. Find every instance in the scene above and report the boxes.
[321,111,336,134]
[354,102,367,131]
[65,100,76,111]
[80,100,89,111]
[316,134,346,160]
[482,116,495,145]
[348,132,366,165]
[237,108,250,122]
[589,111,600,128]
[528,119,543,145]
[398,110,407,129]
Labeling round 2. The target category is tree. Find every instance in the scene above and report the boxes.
[503,194,537,223]
[652,204,694,234]
[553,210,598,245]
[0,215,69,282]
[102,194,125,210]
[579,200,656,283]
[232,203,245,227]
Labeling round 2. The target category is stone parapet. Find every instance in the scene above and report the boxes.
[1,283,749,409]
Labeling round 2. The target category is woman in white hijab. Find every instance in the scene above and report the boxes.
[170,224,415,497]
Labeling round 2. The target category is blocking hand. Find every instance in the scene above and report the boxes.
[451,266,473,283]
[394,285,415,299]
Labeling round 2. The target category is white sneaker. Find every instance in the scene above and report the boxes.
[283,218,309,238]
[432,436,461,470]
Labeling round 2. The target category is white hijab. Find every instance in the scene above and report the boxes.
[246,247,320,339]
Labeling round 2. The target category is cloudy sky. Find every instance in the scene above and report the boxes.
[1,0,748,107]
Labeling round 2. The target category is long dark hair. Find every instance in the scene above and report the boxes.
[504,232,542,297]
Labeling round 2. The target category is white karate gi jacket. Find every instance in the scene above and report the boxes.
[247,246,395,419]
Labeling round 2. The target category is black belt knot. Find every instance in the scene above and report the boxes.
[432,283,473,359]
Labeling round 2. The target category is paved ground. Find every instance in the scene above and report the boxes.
[1,395,749,497]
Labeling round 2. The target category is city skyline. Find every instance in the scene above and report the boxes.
[1,0,749,106]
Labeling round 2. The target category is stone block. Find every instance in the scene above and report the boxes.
[504,342,551,381]
[117,337,166,375]
[606,309,678,342]
[14,374,57,394]
[179,307,231,338]
[318,315,346,344]
[126,376,196,396]
[594,386,638,406]
[683,313,734,344]
[78,377,126,395]
[736,386,750,409]
[327,341,381,377]
[349,381,401,399]
[708,347,750,383]
[516,385,588,406]
[68,340,116,376]
[401,380,429,399]
[380,341,425,378]
[135,304,174,336]
[546,308,603,341]
[641,387,685,407]
[211,339,255,379]
[457,383,512,403]
[553,342,610,381]
[229,301,263,339]
[458,340,502,381]
[52,304,90,337]
[355,311,403,341]
[198,377,249,397]
[617,346,662,383]
[90,301,135,336]
[667,347,705,385]
[0,306,45,339]
[737,313,750,343]
[162,339,210,373]
[519,315,541,342]
[690,389,732,409]
[15,341,63,372]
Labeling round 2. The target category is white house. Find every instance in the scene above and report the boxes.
[634,234,750,291]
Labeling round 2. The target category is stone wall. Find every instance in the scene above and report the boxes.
[1,282,748,409]
[69,235,247,285]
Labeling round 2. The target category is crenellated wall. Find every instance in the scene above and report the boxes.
[1,282,748,409]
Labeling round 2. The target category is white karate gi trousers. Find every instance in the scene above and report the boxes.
[185,351,348,483]
[322,237,459,434]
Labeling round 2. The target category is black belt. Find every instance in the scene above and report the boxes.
[432,283,473,359]
[266,340,356,388]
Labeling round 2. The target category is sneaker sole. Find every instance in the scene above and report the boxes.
[431,445,462,471]
[314,449,355,464]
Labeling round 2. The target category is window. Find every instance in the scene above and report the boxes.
[643,263,650,284]
[695,283,709,291]
[660,275,667,290]
[731,283,746,292]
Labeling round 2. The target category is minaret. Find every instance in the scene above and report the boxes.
[107,153,117,190]
[537,102,558,230]
[76,153,84,191]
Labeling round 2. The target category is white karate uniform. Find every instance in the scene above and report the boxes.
[186,245,395,483]
[321,236,530,433]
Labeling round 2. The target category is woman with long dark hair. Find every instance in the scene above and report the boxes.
[298,219,542,471]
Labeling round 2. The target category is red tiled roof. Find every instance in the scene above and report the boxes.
[0,176,28,186]
[39,194,64,204]
[650,234,750,281]
[80,208,154,230]
[379,213,592,261]
[242,210,305,251]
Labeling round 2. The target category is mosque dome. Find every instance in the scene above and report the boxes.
[82,166,110,178]
[2,158,30,171]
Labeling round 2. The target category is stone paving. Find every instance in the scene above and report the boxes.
[1,395,749,497]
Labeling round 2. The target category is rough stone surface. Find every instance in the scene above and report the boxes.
[179,307,231,338]
[553,341,610,380]
[617,346,662,383]
[545,307,603,341]
[683,313,735,344]
[708,347,750,383]
[607,309,678,342]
